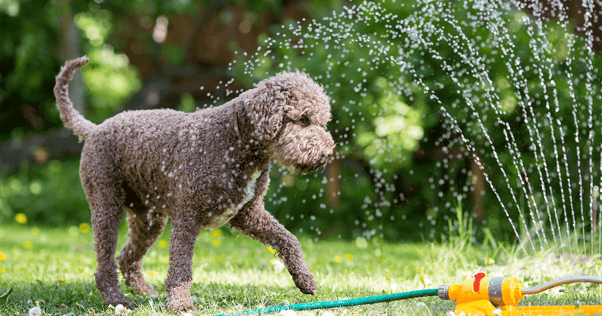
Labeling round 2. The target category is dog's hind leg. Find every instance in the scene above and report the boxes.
[230,199,319,295]
[80,155,131,308]
[117,207,167,295]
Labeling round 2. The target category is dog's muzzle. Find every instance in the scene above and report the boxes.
[274,126,335,174]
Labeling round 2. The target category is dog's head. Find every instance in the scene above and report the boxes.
[242,71,335,174]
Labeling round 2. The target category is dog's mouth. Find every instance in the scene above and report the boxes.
[289,160,329,175]
[276,147,334,175]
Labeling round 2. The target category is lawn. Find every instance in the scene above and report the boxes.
[0,222,601,315]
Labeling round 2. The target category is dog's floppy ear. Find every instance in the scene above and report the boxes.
[245,82,286,142]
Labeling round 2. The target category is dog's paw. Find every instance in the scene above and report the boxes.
[166,281,196,312]
[166,300,196,313]
[293,272,319,295]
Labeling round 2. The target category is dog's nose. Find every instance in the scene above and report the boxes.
[323,142,334,161]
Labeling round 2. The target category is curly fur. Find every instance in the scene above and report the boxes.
[54,56,335,312]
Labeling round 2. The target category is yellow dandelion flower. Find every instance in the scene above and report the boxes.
[345,254,353,260]
[270,258,277,264]
[163,256,169,263]
[335,256,341,262]
[267,246,277,254]
[150,271,157,277]
[0,269,5,273]
[212,239,221,246]
[488,257,495,265]
[79,223,90,233]
[59,278,66,281]
[15,213,27,224]
[211,229,222,238]
[0,253,4,261]
[159,240,168,248]
[23,241,32,249]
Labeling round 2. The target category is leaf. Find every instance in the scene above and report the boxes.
[0,288,13,305]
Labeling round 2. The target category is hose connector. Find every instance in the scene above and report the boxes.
[438,284,450,301]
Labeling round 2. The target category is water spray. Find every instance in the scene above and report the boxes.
[215,274,602,315]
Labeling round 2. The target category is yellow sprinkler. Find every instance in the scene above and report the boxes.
[438,273,602,315]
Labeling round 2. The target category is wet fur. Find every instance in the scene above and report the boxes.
[54,56,335,312]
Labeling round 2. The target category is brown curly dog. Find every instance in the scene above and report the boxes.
[54,56,335,312]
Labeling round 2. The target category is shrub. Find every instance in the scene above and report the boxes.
[0,158,90,226]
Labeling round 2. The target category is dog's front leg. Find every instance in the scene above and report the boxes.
[165,211,201,312]
[229,198,319,295]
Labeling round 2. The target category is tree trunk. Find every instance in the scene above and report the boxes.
[327,158,341,208]
[57,0,85,116]
[470,156,486,221]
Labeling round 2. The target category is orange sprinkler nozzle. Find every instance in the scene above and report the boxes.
[438,275,602,315]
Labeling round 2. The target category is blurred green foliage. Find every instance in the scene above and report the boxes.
[0,158,89,226]
[81,48,141,120]
[357,77,425,170]
[0,0,142,140]
[74,9,141,120]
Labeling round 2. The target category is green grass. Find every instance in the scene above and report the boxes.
[0,223,601,316]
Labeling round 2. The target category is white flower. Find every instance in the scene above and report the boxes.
[114,304,127,315]
[28,306,42,316]
[278,310,298,316]
[183,313,194,316]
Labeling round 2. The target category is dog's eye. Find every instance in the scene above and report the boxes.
[300,116,311,126]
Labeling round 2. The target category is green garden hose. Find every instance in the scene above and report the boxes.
[213,288,439,316]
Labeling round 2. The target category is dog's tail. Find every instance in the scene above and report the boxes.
[54,56,96,140]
